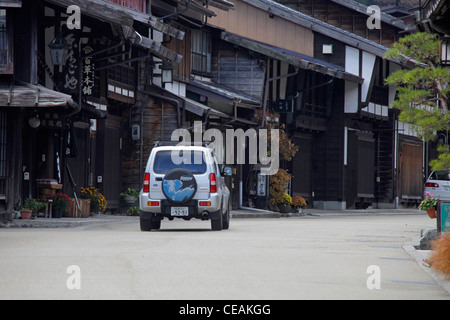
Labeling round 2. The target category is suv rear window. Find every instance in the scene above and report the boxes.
[430,171,450,181]
[153,150,207,174]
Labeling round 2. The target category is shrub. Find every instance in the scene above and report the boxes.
[292,196,307,209]
[81,187,107,213]
[429,233,450,279]
[127,206,140,216]
[269,169,291,204]
[120,188,139,199]
[49,193,71,211]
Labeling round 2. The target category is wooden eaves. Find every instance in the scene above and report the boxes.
[221,31,364,84]
[45,0,185,63]
[45,0,185,40]
[240,0,422,69]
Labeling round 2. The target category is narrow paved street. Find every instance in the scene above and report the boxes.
[0,213,449,300]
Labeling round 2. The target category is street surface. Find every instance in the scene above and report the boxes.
[0,213,449,300]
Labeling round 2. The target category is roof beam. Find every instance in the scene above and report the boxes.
[45,0,184,40]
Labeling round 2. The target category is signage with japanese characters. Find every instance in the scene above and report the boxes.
[82,45,95,96]
[62,30,81,94]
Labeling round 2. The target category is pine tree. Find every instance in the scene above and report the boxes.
[385,32,450,170]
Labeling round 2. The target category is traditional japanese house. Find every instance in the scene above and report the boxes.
[207,0,424,210]
[118,0,239,205]
[0,0,189,220]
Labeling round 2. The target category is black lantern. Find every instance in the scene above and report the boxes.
[440,37,450,66]
[48,36,68,66]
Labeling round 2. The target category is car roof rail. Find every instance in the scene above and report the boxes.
[153,140,214,148]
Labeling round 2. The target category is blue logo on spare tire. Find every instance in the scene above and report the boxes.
[162,169,197,204]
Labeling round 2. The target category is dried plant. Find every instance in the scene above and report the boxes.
[269,169,292,204]
[429,233,450,279]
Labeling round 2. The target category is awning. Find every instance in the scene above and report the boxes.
[183,97,257,126]
[184,97,231,119]
[188,79,261,108]
[0,82,76,108]
[221,31,364,84]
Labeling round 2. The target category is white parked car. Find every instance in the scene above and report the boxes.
[139,142,231,231]
[424,170,450,201]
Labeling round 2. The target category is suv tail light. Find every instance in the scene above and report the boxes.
[210,173,217,193]
[143,173,150,193]
[425,182,439,188]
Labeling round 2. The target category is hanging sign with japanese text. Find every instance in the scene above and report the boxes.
[82,45,95,96]
[62,29,81,94]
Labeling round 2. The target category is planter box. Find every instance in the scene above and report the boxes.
[66,198,91,218]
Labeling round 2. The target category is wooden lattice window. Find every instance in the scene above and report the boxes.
[191,29,211,75]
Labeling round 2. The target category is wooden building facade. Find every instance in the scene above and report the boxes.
[0,0,191,220]
[208,0,423,210]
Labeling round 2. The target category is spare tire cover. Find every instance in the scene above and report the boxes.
[162,169,197,204]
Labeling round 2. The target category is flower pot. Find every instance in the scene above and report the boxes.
[123,196,137,204]
[20,210,32,220]
[278,204,292,213]
[52,208,62,219]
[426,207,436,219]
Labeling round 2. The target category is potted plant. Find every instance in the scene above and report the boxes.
[419,192,438,218]
[49,193,71,218]
[277,193,293,214]
[120,188,139,204]
[20,198,37,220]
[292,196,307,214]
[269,169,292,212]
[81,187,107,214]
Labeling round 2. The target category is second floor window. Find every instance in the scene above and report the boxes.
[0,9,8,69]
[191,29,211,75]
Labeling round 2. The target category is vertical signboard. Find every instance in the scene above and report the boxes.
[438,201,450,233]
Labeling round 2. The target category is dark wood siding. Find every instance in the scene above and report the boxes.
[345,130,375,208]
[312,78,345,204]
[64,123,90,196]
[97,116,122,210]
[279,0,401,47]
[313,33,345,69]
[292,134,313,203]
[357,132,375,198]
[211,39,266,99]
[121,96,178,192]
[165,26,191,82]
[106,0,146,12]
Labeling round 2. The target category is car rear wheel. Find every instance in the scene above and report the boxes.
[222,199,231,230]
[211,206,223,231]
[140,213,161,231]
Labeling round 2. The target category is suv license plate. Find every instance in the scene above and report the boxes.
[171,207,189,216]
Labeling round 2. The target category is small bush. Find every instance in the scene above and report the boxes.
[429,233,450,279]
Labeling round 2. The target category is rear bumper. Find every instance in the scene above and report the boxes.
[140,193,222,220]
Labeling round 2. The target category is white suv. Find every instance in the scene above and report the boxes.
[139,142,231,231]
